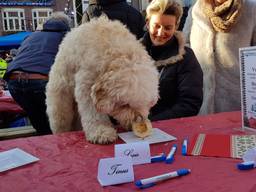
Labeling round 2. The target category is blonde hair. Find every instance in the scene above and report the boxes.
[146,0,183,27]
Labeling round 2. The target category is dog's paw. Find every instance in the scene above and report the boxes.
[86,124,117,144]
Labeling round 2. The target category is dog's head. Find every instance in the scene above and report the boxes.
[91,55,159,129]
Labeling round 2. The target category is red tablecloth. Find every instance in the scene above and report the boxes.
[0,111,255,192]
[0,91,24,114]
[0,91,25,127]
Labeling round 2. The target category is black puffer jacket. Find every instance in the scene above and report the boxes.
[83,0,145,39]
[141,31,203,121]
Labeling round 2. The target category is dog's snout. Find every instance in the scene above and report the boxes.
[133,114,145,123]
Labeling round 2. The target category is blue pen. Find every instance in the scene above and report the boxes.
[135,169,191,189]
[165,144,177,164]
[237,161,255,170]
[151,153,166,163]
[182,139,188,156]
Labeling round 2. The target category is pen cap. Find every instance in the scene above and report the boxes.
[135,180,155,189]
[237,161,255,170]
[182,140,187,156]
[151,153,166,163]
[177,169,191,176]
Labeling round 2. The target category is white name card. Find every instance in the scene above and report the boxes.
[114,141,151,165]
[97,157,134,186]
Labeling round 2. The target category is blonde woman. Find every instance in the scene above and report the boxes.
[183,0,256,114]
[142,0,203,121]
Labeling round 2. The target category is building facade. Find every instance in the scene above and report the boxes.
[0,0,196,35]
[0,0,72,35]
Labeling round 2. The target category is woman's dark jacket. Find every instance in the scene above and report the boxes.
[4,19,70,77]
[83,0,145,39]
[141,32,203,121]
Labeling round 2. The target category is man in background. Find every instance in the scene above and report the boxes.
[4,12,71,135]
[82,0,145,39]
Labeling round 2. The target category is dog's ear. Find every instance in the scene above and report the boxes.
[90,72,115,114]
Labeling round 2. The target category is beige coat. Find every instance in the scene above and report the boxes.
[183,0,256,115]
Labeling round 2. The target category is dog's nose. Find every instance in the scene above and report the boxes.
[133,114,144,123]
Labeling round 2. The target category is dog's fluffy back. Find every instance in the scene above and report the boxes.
[55,17,150,74]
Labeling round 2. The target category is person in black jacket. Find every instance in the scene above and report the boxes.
[82,0,145,39]
[4,12,71,135]
[142,0,203,121]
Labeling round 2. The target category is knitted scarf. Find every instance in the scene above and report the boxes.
[202,0,242,32]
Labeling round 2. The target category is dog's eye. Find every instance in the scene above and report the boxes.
[120,104,129,108]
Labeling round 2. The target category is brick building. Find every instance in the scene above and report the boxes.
[0,0,72,35]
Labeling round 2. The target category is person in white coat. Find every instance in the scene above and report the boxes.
[183,0,256,114]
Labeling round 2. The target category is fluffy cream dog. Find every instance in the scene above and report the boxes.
[46,17,159,144]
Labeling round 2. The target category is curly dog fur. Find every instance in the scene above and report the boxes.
[46,17,159,144]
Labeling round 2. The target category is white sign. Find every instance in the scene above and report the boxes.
[0,148,39,172]
[240,46,256,131]
[115,142,151,165]
[118,128,177,144]
[97,157,134,186]
[82,0,89,12]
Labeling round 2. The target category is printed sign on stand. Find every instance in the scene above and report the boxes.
[240,46,256,131]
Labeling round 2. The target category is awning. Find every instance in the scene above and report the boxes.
[0,0,54,6]
[0,31,32,50]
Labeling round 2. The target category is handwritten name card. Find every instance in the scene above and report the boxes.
[97,157,134,186]
[115,141,151,165]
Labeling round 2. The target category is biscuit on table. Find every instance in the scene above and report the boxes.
[132,119,152,138]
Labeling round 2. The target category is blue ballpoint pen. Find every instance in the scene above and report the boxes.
[165,144,177,163]
[135,169,191,189]
[151,153,166,163]
[182,139,188,156]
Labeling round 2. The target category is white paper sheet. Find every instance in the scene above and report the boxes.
[0,148,39,172]
[118,128,177,144]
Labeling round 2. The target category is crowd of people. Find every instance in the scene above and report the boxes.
[0,49,17,95]
[0,0,255,138]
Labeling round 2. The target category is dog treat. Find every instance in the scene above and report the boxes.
[132,118,153,138]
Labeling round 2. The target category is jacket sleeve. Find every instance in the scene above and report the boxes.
[252,8,256,45]
[252,26,256,46]
[149,48,203,121]
[182,6,193,46]
[250,0,256,45]
[138,15,146,39]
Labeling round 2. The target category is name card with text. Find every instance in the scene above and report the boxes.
[114,141,151,165]
[97,157,134,186]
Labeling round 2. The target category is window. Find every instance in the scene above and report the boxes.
[32,8,52,30]
[2,8,26,31]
